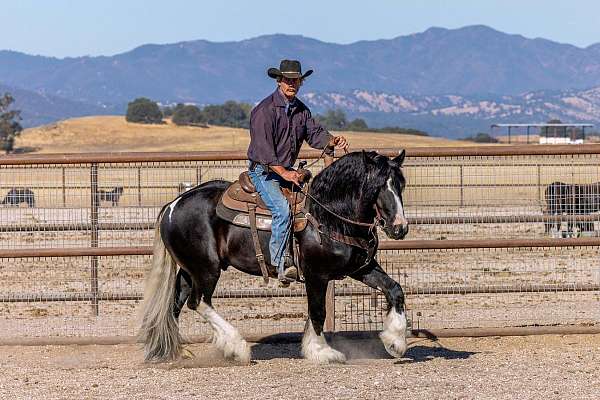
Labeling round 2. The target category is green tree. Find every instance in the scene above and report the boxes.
[0,93,23,154]
[172,105,206,126]
[173,103,186,115]
[462,133,498,143]
[125,97,163,124]
[202,101,251,128]
[161,106,174,118]
[315,109,348,130]
[346,118,369,131]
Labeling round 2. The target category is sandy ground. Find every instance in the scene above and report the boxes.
[0,334,599,400]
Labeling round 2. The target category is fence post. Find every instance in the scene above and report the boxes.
[62,167,66,207]
[459,165,464,207]
[537,164,541,205]
[137,167,142,206]
[323,154,336,332]
[90,163,99,316]
[196,165,202,185]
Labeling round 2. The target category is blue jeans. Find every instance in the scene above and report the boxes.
[247,163,292,272]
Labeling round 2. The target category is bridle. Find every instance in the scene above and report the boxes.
[297,146,387,231]
[299,185,385,231]
[294,155,393,277]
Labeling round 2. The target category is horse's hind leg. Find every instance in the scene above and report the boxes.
[302,275,346,364]
[351,262,408,358]
[173,269,194,319]
[190,264,250,363]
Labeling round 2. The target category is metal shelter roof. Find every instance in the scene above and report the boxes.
[491,123,594,128]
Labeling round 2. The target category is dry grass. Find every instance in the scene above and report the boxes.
[16,115,491,153]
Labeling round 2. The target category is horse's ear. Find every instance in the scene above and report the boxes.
[362,150,375,165]
[392,150,406,166]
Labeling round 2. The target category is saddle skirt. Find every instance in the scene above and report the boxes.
[216,172,308,232]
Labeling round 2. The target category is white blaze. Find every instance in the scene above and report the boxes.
[386,177,407,226]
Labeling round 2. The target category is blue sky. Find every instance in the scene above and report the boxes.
[2,0,599,57]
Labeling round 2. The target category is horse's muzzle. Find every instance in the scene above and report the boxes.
[385,224,409,240]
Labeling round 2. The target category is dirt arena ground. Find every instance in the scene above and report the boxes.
[0,334,599,400]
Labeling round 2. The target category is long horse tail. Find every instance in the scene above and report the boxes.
[138,208,182,362]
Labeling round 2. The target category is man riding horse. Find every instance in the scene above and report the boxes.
[247,59,349,284]
[140,61,410,365]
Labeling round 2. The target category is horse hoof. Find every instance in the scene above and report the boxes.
[306,348,347,364]
[380,331,407,358]
[222,339,251,364]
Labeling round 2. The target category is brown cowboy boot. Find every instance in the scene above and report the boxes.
[278,253,298,286]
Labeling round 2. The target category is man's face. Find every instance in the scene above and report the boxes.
[278,77,302,99]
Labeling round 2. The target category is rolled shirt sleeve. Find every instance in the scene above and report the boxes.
[248,107,281,166]
[305,113,334,155]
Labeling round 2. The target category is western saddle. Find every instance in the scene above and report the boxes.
[216,169,311,283]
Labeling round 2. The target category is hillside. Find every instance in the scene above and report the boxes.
[2,25,600,106]
[304,87,600,137]
[3,25,600,135]
[0,83,116,128]
[15,116,481,154]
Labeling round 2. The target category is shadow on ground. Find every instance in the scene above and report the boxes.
[251,333,477,363]
[396,344,477,364]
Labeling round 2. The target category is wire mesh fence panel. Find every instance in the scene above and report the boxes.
[0,255,309,340]
[1,150,600,342]
[335,247,600,332]
[405,154,600,240]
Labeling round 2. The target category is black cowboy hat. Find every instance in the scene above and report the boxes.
[267,59,313,80]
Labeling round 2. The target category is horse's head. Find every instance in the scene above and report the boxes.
[364,150,409,240]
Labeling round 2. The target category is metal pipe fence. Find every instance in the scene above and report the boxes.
[1,145,599,343]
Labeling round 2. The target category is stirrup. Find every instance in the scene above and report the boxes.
[278,266,298,286]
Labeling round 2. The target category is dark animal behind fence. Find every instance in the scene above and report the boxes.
[544,181,600,234]
[1,188,35,207]
[97,186,124,206]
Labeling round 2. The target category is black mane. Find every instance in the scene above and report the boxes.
[308,151,391,236]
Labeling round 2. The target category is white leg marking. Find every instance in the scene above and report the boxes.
[167,197,182,223]
[301,319,346,364]
[386,177,407,226]
[380,307,408,358]
[196,302,250,364]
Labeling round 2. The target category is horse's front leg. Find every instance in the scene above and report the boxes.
[302,274,346,364]
[351,262,408,358]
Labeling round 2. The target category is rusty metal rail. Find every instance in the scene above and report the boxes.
[1,283,598,304]
[3,236,600,258]
[1,214,598,234]
[3,144,600,165]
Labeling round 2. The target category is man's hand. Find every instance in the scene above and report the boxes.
[271,166,302,186]
[281,170,302,186]
[330,135,349,151]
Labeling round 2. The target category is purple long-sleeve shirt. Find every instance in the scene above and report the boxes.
[247,89,333,168]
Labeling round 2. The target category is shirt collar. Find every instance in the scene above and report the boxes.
[274,88,296,108]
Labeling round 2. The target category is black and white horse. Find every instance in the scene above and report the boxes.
[139,150,409,364]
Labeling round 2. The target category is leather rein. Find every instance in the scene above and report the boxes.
[298,146,386,236]
[295,149,387,276]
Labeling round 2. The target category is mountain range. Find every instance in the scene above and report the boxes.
[1,25,600,135]
[303,86,600,137]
